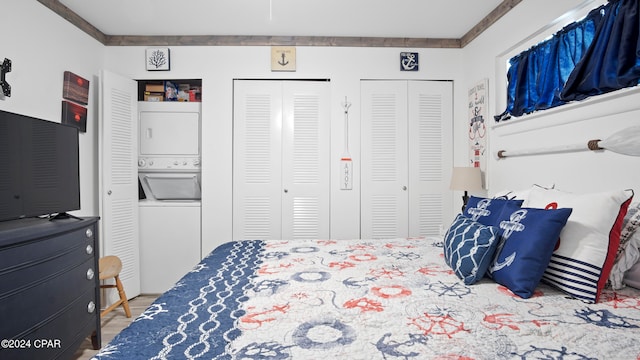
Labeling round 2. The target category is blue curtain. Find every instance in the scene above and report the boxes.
[495,6,603,121]
[560,0,640,101]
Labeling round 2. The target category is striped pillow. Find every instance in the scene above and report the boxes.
[524,187,634,303]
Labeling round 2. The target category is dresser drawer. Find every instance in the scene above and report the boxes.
[0,224,94,276]
[0,286,97,360]
[0,234,95,296]
[0,257,97,339]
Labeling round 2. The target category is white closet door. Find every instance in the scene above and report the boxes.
[361,81,409,239]
[361,80,452,239]
[99,70,140,299]
[233,80,330,240]
[281,81,331,240]
[407,81,453,237]
[233,81,283,240]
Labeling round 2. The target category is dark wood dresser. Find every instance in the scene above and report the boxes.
[0,216,101,360]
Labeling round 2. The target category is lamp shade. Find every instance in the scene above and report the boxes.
[449,167,483,191]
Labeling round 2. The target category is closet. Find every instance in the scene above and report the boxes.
[100,71,205,297]
[361,80,453,239]
[233,80,330,240]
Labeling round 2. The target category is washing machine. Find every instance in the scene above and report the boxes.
[139,199,201,294]
[138,171,202,294]
[137,101,202,294]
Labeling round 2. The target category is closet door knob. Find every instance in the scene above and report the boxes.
[284,189,289,193]
[402,186,407,191]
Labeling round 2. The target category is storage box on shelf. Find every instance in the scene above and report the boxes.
[138,79,201,102]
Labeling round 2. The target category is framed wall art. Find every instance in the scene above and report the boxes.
[146,48,170,71]
[468,78,488,170]
[400,52,419,71]
[271,46,296,72]
[61,100,87,132]
[62,71,89,105]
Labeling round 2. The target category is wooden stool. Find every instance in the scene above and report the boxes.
[99,255,132,318]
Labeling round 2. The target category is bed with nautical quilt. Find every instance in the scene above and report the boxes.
[94,187,640,360]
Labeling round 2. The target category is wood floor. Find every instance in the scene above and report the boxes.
[73,294,158,360]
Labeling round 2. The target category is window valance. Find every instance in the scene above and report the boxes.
[496,0,640,122]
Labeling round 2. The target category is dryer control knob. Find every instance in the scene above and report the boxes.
[138,159,146,167]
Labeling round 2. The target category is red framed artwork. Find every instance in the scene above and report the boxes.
[63,71,89,105]
[61,100,87,132]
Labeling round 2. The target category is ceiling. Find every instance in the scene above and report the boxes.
[40,0,522,48]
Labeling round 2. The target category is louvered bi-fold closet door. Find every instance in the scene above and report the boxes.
[361,80,452,239]
[361,81,409,238]
[99,69,140,299]
[280,82,330,240]
[233,80,330,240]
[407,81,453,237]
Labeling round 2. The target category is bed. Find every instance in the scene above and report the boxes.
[93,187,640,360]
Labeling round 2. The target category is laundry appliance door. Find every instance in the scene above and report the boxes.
[139,173,201,200]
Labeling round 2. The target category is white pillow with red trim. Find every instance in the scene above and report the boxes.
[523,187,634,303]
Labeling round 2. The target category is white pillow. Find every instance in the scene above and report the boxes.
[492,184,554,201]
[524,187,634,303]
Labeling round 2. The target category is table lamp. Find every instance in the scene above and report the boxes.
[449,167,483,212]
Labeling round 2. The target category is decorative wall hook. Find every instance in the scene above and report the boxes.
[341,96,352,160]
[1,58,12,97]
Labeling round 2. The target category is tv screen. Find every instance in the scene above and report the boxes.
[0,110,80,222]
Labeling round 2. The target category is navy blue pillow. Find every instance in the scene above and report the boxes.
[464,196,523,226]
[444,214,501,285]
[488,207,573,298]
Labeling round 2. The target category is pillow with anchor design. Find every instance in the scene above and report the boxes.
[464,196,523,226]
[487,207,573,299]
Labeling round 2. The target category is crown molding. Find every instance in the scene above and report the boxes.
[37,0,520,48]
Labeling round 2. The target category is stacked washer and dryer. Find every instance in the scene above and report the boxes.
[137,102,202,294]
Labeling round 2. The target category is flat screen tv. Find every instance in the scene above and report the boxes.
[0,109,80,222]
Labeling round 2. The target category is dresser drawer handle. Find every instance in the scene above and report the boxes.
[86,268,95,280]
[85,228,93,238]
[87,301,96,314]
[86,244,93,255]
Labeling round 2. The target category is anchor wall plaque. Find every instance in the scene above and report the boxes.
[271,46,296,72]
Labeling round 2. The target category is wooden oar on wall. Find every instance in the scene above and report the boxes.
[497,126,640,159]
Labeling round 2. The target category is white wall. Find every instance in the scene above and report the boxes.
[11,0,635,256]
[461,0,640,196]
[103,46,463,252]
[0,0,105,217]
